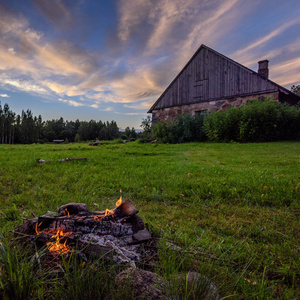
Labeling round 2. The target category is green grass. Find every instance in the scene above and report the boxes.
[0,141,299,299]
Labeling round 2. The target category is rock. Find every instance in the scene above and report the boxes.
[58,203,88,215]
[115,268,177,300]
[133,229,151,242]
[41,211,57,217]
[177,271,219,300]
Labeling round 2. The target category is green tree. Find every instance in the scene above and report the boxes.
[140,116,152,142]
[1,103,16,144]
[78,121,89,141]
[291,84,300,95]
[74,133,80,143]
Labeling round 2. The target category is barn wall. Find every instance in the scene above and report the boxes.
[153,47,278,111]
[152,92,280,124]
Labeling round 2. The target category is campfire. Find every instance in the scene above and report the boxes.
[15,198,152,267]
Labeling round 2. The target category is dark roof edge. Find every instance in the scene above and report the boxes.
[148,44,300,113]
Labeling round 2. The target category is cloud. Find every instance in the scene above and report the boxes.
[0,2,28,36]
[117,0,153,43]
[35,40,99,78]
[33,0,74,30]
[124,101,153,110]
[0,4,100,101]
[231,19,300,63]
[101,107,113,111]
[124,112,148,116]
[0,76,47,94]
[271,57,300,86]
[0,94,10,98]
[90,104,99,108]
[58,98,85,107]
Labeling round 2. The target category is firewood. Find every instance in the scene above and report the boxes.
[114,199,138,219]
[58,203,88,215]
[13,199,153,265]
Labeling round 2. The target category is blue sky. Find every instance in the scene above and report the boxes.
[1,0,300,129]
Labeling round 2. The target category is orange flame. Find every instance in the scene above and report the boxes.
[93,191,122,221]
[35,222,72,254]
[46,229,71,254]
[116,194,122,208]
[47,229,72,254]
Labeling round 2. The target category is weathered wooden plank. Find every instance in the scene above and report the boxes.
[201,48,205,82]
[150,45,291,112]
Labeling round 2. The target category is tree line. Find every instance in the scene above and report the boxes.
[0,102,122,144]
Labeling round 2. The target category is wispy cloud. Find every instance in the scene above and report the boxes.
[232,20,300,59]
[33,0,74,30]
[0,75,47,94]
[124,112,148,116]
[0,93,9,98]
[271,57,300,86]
[58,98,84,107]
[124,101,153,110]
[101,107,113,111]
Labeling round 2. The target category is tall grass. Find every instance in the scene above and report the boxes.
[0,234,48,299]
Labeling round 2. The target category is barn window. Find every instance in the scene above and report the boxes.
[195,109,208,116]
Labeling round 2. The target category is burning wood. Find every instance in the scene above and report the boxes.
[14,198,152,266]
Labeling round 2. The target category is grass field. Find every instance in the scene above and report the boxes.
[0,141,299,299]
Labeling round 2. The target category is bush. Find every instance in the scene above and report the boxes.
[154,114,206,143]
[204,99,300,142]
[203,107,240,142]
[153,99,300,143]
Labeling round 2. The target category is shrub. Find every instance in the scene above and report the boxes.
[204,99,300,142]
[154,114,206,143]
[152,99,299,143]
[203,107,240,142]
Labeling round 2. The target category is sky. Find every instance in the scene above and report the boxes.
[1,0,300,129]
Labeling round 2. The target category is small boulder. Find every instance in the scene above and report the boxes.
[133,229,151,242]
[115,268,177,300]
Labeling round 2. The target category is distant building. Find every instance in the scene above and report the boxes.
[148,44,300,123]
[53,139,64,143]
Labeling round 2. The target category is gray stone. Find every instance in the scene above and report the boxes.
[133,229,151,242]
[115,268,177,300]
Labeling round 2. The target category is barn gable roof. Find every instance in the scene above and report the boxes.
[148,44,300,113]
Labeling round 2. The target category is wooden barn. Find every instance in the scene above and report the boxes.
[148,44,300,123]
